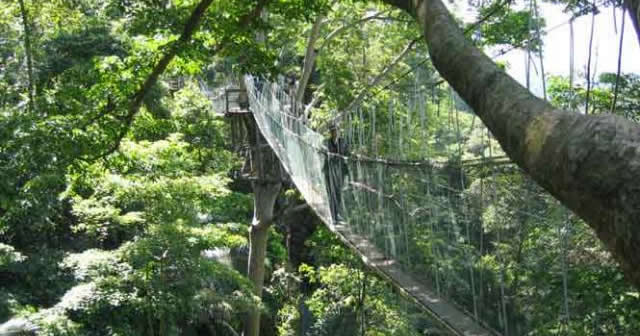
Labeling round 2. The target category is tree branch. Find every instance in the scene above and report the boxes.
[317,10,392,52]
[295,15,324,107]
[86,0,271,161]
[329,38,418,126]
[256,203,310,229]
[304,82,325,121]
[347,38,417,111]
[382,0,640,288]
[296,10,395,122]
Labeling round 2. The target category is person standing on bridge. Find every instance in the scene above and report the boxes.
[323,124,349,224]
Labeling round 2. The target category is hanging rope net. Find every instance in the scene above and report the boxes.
[240,74,626,335]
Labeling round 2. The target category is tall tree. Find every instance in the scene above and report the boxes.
[243,113,284,336]
[381,0,640,288]
[17,0,35,112]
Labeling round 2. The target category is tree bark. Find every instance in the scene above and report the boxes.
[383,0,640,289]
[243,111,283,336]
[245,181,281,336]
[295,16,324,108]
[625,0,640,47]
[18,0,35,112]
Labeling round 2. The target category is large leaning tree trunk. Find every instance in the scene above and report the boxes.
[382,0,640,289]
[625,0,640,46]
[243,113,283,336]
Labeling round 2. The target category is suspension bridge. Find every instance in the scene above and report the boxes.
[205,74,578,335]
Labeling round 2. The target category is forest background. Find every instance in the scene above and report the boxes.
[1,0,640,335]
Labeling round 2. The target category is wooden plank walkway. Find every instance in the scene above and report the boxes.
[293,178,497,336]
[319,211,497,336]
[256,138,497,335]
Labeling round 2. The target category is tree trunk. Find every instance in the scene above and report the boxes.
[243,112,283,336]
[625,0,640,47]
[283,205,319,269]
[295,16,324,108]
[18,0,35,112]
[383,0,640,289]
[245,181,281,336]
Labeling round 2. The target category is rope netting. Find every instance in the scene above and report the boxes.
[242,74,617,335]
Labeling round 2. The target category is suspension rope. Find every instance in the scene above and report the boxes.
[240,75,603,336]
[569,17,575,107]
[585,4,597,114]
[533,0,548,100]
[611,7,626,114]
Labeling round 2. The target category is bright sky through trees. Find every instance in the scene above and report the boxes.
[452,2,639,96]
[499,5,640,95]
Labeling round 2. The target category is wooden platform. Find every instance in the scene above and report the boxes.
[224,107,251,117]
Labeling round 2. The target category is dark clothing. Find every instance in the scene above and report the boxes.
[323,136,349,223]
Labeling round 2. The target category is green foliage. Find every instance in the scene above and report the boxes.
[304,264,421,336]
[548,73,640,119]
[1,248,75,316]
[1,1,639,335]
[475,2,545,51]
[1,68,254,333]
[272,224,430,336]
[27,224,257,335]
[0,243,26,267]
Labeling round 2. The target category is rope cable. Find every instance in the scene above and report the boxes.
[585,4,597,114]
[533,0,548,100]
[569,18,575,108]
[611,7,626,114]
[240,75,607,335]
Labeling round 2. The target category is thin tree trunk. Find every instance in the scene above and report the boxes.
[298,11,390,121]
[611,8,626,114]
[18,0,35,112]
[295,16,324,107]
[245,181,281,336]
[383,0,640,289]
[346,39,416,111]
[585,7,596,114]
[330,38,417,126]
[243,111,283,336]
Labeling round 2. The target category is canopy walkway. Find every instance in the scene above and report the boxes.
[238,75,575,336]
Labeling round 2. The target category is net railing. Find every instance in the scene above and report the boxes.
[243,75,618,335]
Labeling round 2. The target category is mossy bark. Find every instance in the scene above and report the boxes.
[384,0,640,289]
